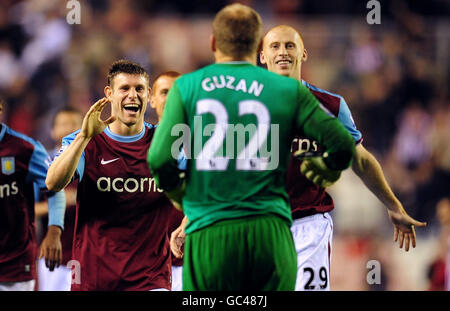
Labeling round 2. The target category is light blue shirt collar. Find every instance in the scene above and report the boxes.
[104,125,146,143]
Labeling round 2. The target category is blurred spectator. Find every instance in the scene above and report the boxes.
[19,0,72,77]
[346,23,383,75]
[392,103,432,169]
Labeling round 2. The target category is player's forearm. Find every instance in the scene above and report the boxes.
[35,201,49,218]
[46,133,90,191]
[148,82,186,191]
[352,144,402,212]
[167,181,186,211]
[148,146,184,192]
[147,120,181,191]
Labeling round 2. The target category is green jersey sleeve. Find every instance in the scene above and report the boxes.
[295,82,355,170]
[147,81,186,191]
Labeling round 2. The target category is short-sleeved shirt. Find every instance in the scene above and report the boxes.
[0,123,52,282]
[59,123,173,291]
[287,81,363,219]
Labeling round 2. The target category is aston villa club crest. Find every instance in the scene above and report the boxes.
[1,157,15,175]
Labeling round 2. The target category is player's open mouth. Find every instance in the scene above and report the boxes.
[276,60,292,65]
[123,104,140,112]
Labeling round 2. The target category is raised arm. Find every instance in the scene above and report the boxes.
[352,144,426,251]
[46,98,115,192]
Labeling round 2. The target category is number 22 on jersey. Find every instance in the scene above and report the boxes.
[195,99,279,171]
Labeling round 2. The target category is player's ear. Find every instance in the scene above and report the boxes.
[260,50,266,65]
[149,89,156,109]
[302,48,308,62]
[257,39,263,55]
[104,85,112,100]
[210,34,216,52]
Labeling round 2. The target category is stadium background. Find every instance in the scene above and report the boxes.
[0,0,448,290]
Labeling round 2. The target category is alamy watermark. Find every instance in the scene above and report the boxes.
[171,117,280,171]
[67,259,81,285]
[66,0,81,25]
[366,260,381,285]
[366,0,381,25]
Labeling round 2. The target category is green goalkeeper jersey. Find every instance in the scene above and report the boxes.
[147,62,355,234]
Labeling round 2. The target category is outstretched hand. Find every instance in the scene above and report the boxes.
[79,97,116,139]
[387,209,427,252]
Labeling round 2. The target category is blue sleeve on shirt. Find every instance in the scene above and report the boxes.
[58,130,85,181]
[25,138,66,229]
[26,140,52,189]
[47,190,66,229]
[337,97,363,143]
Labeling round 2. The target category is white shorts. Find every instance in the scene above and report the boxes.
[37,258,72,291]
[0,280,36,291]
[290,212,333,291]
[171,265,183,291]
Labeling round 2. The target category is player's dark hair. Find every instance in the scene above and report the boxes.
[107,59,149,87]
[151,71,181,91]
[213,4,262,58]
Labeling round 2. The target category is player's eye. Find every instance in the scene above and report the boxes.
[287,43,295,49]
[271,43,279,49]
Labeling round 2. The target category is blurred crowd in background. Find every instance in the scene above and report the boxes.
[0,0,448,290]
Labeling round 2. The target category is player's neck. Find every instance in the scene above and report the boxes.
[214,52,256,65]
[291,67,302,81]
[108,121,143,137]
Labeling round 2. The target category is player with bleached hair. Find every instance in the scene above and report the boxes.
[260,25,427,291]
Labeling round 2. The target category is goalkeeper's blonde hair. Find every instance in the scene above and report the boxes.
[213,4,262,58]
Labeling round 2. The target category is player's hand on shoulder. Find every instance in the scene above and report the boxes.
[79,97,116,139]
[296,152,341,188]
[39,225,63,271]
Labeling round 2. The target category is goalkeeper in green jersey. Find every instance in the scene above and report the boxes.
[147,3,356,291]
